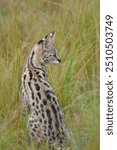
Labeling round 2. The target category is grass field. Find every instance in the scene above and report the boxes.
[0,0,100,149]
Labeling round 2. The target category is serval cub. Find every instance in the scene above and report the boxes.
[22,32,69,149]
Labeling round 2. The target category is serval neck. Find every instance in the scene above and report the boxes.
[28,52,48,80]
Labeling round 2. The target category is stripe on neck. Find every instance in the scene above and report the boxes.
[29,50,47,74]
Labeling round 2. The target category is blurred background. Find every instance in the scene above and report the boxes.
[0,0,99,149]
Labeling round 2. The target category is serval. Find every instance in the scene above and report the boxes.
[21,32,70,149]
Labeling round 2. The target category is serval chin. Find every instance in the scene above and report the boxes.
[21,32,70,149]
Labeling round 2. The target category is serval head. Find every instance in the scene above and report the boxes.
[30,32,61,68]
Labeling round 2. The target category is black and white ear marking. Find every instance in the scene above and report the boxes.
[37,31,56,48]
[49,33,53,37]
[50,31,56,42]
[44,31,56,44]
[42,38,45,41]
[37,37,45,47]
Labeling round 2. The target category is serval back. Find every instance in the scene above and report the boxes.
[22,32,70,149]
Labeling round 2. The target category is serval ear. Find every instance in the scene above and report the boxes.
[37,32,56,49]
[44,31,56,44]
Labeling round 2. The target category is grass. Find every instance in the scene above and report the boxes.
[0,0,100,149]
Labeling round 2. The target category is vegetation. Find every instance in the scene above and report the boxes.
[0,0,99,149]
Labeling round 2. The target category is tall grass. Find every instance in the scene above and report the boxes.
[0,0,99,149]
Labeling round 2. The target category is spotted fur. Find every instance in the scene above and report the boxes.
[22,32,69,149]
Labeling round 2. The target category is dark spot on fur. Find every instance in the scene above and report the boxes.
[29,119,34,123]
[52,132,55,140]
[47,94,51,101]
[45,90,54,95]
[32,128,36,132]
[29,70,32,80]
[52,131,54,135]
[52,136,55,140]
[42,113,45,118]
[37,92,41,99]
[62,131,65,136]
[46,109,52,130]
[43,99,47,105]
[35,110,38,116]
[53,97,57,105]
[32,102,35,106]
[44,120,47,124]
[48,125,51,129]
[40,104,44,108]
[36,105,39,109]
[59,115,62,123]
[34,124,38,128]
[36,72,39,75]
[23,74,26,80]
[55,122,59,129]
[46,109,51,121]
[36,97,39,104]
[48,118,52,130]
[49,138,52,142]
[31,132,35,137]
[33,78,37,82]
[43,73,45,77]
[38,75,42,78]
[51,104,57,116]
[44,91,52,101]
[43,82,50,88]
[57,107,60,111]
[35,83,40,91]
[34,119,37,122]
[38,79,42,83]
[40,119,42,123]
[32,94,34,100]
